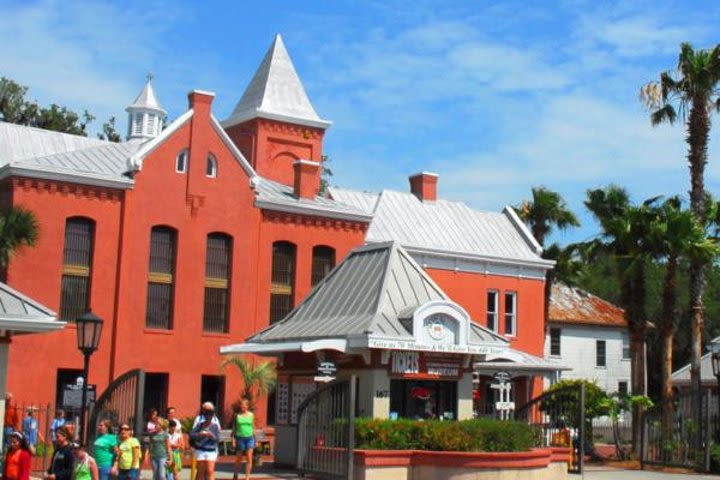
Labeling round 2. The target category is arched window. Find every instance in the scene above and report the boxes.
[176,149,188,173]
[146,226,177,329]
[204,233,232,333]
[60,217,95,321]
[206,154,217,178]
[270,241,296,324]
[311,245,335,286]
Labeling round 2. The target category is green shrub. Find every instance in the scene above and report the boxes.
[354,417,534,452]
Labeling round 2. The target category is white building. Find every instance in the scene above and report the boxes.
[545,282,631,394]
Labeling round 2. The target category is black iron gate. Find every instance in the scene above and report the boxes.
[641,388,716,471]
[515,383,585,474]
[86,369,145,449]
[296,376,356,480]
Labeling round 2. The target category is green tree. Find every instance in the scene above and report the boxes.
[1,77,101,137]
[98,116,121,143]
[641,42,720,401]
[319,154,333,195]
[222,356,277,411]
[583,185,658,452]
[648,197,720,438]
[515,187,580,328]
[0,206,39,278]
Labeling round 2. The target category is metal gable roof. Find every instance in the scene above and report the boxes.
[330,187,546,264]
[247,242,506,347]
[0,281,65,335]
[0,121,107,164]
[254,177,373,222]
[222,34,331,129]
[12,140,140,184]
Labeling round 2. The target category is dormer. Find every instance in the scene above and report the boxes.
[126,74,167,141]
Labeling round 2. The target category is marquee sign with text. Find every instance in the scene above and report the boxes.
[389,351,464,380]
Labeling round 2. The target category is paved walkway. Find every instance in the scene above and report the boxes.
[582,466,719,479]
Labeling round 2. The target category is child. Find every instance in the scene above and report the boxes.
[166,420,184,480]
[50,409,66,450]
[147,419,171,480]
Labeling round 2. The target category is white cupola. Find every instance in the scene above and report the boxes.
[126,73,166,141]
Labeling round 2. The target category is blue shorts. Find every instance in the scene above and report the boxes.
[236,436,255,452]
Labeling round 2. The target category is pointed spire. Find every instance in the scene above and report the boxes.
[126,74,167,141]
[223,34,331,129]
[127,72,166,113]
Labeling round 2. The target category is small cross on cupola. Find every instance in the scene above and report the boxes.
[126,73,167,141]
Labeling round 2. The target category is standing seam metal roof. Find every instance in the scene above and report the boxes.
[329,187,544,262]
[249,242,505,345]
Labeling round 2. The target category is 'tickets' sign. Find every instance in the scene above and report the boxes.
[389,351,463,379]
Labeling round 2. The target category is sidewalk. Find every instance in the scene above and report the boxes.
[138,462,302,480]
[582,465,720,479]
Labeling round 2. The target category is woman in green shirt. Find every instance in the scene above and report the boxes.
[71,444,99,480]
[93,421,118,480]
[231,399,255,480]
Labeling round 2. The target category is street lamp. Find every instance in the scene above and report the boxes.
[75,311,103,445]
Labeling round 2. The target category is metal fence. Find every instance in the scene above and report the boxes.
[3,402,77,474]
[296,377,356,480]
[641,388,717,471]
[515,383,585,474]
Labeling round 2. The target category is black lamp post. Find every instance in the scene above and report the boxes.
[76,311,103,445]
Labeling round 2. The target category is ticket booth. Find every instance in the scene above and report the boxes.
[221,242,510,465]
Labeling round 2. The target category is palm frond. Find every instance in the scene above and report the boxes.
[650,104,677,126]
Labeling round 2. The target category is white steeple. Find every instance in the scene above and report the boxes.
[222,34,331,130]
[126,73,167,141]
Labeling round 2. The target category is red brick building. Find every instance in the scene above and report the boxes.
[0,35,554,425]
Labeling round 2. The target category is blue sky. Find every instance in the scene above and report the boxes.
[2,0,720,245]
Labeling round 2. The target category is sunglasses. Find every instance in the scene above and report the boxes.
[120,426,130,431]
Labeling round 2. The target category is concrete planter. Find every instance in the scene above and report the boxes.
[354,447,570,480]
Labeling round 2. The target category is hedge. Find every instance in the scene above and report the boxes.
[354,417,535,452]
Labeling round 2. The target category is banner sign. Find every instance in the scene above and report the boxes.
[389,351,463,380]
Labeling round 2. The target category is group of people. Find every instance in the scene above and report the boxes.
[2,398,258,480]
[3,393,46,455]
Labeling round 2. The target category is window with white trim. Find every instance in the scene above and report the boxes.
[206,154,217,178]
[596,340,607,367]
[486,290,498,332]
[504,291,517,336]
[176,150,188,173]
[550,327,561,356]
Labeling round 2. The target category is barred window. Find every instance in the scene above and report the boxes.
[146,226,177,329]
[311,246,335,287]
[270,241,296,324]
[60,218,95,321]
[204,233,232,333]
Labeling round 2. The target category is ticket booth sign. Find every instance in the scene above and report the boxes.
[389,351,463,380]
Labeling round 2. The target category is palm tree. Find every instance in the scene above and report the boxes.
[0,206,39,276]
[583,186,658,452]
[222,356,277,411]
[641,42,720,400]
[649,197,720,440]
[516,187,580,328]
